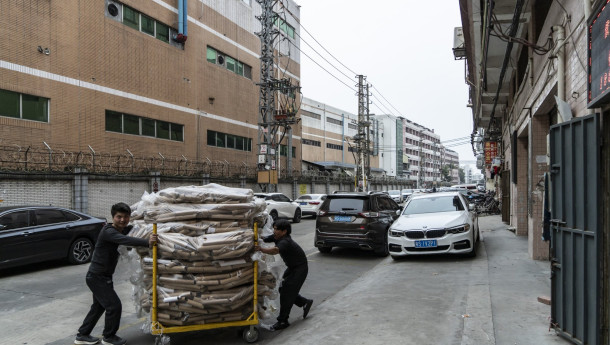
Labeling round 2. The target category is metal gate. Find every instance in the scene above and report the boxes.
[549,113,601,344]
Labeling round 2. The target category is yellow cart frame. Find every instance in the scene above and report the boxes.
[150,223,260,342]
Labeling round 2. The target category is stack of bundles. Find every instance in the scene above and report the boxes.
[128,184,275,326]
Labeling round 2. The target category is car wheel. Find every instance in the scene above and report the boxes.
[68,237,94,264]
[269,210,278,222]
[374,232,389,257]
[317,246,332,254]
[292,208,302,223]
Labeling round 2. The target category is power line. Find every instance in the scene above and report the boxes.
[370,84,405,118]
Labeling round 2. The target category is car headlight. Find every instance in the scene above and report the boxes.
[448,224,470,234]
[390,229,404,237]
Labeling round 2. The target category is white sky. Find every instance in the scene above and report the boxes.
[296,0,476,165]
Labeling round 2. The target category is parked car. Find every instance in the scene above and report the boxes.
[387,190,402,203]
[295,194,327,218]
[401,189,414,202]
[254,193,302,223]
[388,192,479,259]
[315,191,401,256]
[0,206,106,270]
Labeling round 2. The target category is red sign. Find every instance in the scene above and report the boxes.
[484,142,498,164]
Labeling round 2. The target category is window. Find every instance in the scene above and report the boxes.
[157,121,170,139]
[207,130,252,152]
[123,6,139,30]
[105,110,183,141]
[327,117,343,126]
[142,118,156,137]
[327,143,343,150]
[348,123,357,130]
[0,211,29,230]
[206,46,252,80]
[156,22,169,42]
[0,89,49,122]
[302,139,321,147]
[301,110,321,120]
[280,145,296,158]
[34,209,67,226]
[141,14,155,36]
[275,15,295,39]
[123,114,140,135]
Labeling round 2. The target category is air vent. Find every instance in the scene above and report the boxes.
[105,0,123,22]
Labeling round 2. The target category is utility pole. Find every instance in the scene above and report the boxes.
[418,129,424,188]
[354,75,369,192]
[255,0,300,192]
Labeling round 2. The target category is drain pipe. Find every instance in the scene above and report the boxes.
[176,0,188,43]
[553,26,565,123]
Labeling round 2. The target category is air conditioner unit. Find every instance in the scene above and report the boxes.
[105,0,123,22]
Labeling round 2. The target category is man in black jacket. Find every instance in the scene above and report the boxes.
[75,203,157,345]
[254,219,313,331]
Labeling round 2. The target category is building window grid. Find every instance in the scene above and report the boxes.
[206,46,252,80]
[119,3,172,44]
[302,139,321,147]
[207,130,252,152]
[0,89,49,122]
[326,143,343,150]
[326,117,343,126]
[105,110,183,142]
[301,110,321,120]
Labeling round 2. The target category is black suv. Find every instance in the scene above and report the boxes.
[315,192,401,256]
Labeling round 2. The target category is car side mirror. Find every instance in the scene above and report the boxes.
[396,209,401,216]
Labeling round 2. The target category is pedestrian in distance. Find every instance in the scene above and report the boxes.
[254,219,313,331]
[75,202,157,345]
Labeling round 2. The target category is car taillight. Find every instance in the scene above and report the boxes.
[358,212,379,218]
[318,210,327,216]
[309,201,320,205]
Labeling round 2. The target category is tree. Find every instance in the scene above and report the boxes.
[458,167,465,184]
[441,165,451,182]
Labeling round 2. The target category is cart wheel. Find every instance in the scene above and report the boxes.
[155,335,170,345]
[242,326,259,343]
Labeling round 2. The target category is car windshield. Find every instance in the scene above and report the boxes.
[326,198,366,212]
[403,196,465,215]
[296,195,312,200]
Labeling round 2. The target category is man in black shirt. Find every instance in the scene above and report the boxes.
[255,219,313,331]
[75,203,157,345]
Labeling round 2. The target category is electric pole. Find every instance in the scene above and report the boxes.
[255,0,300,192]
[354,75,369,192]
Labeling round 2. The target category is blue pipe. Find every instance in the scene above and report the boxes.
[178,0,184,35]
[182,0,188,37]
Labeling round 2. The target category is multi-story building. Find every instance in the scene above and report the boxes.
[443,149,460,184]
[0,0,301,168]
[403,119,442,187]
[299,97,382,175]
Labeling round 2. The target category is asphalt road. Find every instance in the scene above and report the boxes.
[0,217,384,345]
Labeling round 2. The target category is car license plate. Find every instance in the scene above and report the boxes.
[334,215,351,222]
[415,240,437,248]
[299,202,308,205]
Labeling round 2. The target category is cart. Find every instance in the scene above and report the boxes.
[149,222,261,343]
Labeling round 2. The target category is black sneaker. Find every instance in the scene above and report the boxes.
[75,334,100,345]
[271,321,290,331]
[101,335,126,345]
[303,299,313,319]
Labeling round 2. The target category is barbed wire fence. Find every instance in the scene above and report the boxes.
[0,142,411,187]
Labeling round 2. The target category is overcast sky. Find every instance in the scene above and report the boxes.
[295,0,476,165]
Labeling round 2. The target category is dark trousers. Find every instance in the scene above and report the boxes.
[77,272,122,338]
[278,264,308,322]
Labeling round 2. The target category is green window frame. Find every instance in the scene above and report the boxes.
[123,6,139,30]
[225,56,236,72]
[156,121,170,139]
[286,25,295,39]
[156,22,169,42]
[0,89,21,119]
[207,47,217,64]
[215,132,226,147]
[123,114,140,135]
[236,137,244,150]
[207,130,216,146]
[170,123,183,141]
[226,134,236,149]
[141,14,155,36]
[236,62,244,76]
[105,110,122,132]
[141,118,156,137]
[0,89,49,122]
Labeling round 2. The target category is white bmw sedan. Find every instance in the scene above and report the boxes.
[388,192,479,259]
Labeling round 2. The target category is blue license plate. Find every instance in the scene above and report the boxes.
[415,240,437,248]
[299,202,308,205]
[334,215,351,222]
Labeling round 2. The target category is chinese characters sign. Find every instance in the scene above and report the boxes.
[484,142,498,164]
[588,0,610,107]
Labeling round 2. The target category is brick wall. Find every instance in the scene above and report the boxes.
[515,136,528,236]
[528,115,550,260]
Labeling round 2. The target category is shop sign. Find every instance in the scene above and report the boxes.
[484,141,498,164]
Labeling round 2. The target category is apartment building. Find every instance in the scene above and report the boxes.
[444,148,460,184]
[299,97,382,175]
[0,0,301,167]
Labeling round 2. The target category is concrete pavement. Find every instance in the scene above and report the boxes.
[267,215,568,345]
